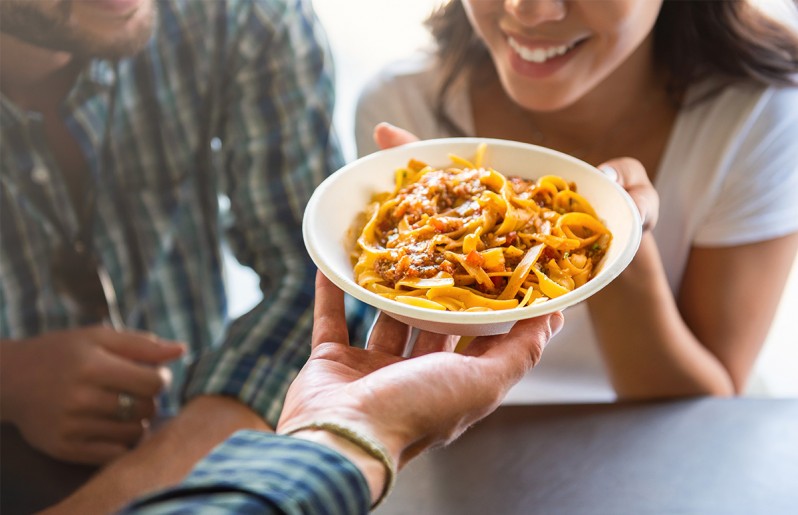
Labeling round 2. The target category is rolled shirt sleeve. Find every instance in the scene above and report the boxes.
[121,431,371,515]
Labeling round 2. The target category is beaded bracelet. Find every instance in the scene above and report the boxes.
[281,421,397,509]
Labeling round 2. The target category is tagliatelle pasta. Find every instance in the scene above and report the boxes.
[352,144,612,312]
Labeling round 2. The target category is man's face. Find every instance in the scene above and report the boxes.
[0,0,156,59]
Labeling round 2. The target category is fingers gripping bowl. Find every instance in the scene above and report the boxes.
[303,138,642,336]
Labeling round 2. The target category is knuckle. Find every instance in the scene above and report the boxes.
[76,355,103,382]
[68,388,94,413]
[511,347,536,379]
[620,156,642,171]
[312,342,345,361]
[527,342,544,369]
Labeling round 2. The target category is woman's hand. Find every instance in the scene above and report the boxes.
[597,157,660,232]
[373,122,419,150]
[277,272,563,498]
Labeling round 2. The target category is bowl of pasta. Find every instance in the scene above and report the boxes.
[303,138,642,336]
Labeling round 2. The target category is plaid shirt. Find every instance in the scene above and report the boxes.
[123,431,371,514]
[0,0,370,423]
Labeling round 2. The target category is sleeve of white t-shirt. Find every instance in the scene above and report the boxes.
[355,55,447,158]
[354,74,389,158]
[355,64,426,158]
[693,86,798,246]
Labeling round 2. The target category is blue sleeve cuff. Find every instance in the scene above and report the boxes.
[121,431,370,515]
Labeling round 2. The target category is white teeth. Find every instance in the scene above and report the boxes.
[508,37,572,64]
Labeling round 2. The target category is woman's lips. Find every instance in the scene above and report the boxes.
[506,36,587,79]
[508,37,575,63]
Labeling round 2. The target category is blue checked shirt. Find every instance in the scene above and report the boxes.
[122,431,371,514]
[0,0,371,424]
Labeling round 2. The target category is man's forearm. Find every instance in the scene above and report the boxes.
[42,395,271,515]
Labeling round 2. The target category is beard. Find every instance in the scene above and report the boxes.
[0,0,157,60]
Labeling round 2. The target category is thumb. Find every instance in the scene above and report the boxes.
[598,157,659,232]
[374,122,419,151]
[101,330,186,364]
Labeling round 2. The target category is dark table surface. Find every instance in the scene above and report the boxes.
[1,424,98,514]
[376,398,798,515]
[3,398,796,514]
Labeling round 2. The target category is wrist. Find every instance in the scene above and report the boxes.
[606,234,661,287]
[281,422,397,508]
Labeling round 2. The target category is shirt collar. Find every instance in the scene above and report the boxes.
[0,58,117,130]
[86,59,117,88]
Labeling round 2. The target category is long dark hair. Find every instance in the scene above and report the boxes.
[426,0,798,134]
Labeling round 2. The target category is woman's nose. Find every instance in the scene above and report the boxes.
[504,0,567,26]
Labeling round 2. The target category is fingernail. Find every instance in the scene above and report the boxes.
[159,338,186,352]
[158,366,173,388]
[598,165,618,182]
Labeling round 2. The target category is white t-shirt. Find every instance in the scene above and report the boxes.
[355,55,798,403]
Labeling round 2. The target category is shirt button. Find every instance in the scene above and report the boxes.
[31,166,50,184]
[105,70,115,84]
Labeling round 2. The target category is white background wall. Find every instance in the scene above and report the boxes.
[225,0,797,396]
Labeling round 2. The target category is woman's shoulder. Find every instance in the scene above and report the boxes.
[670,79,798,165]
[355,51,460,155]
[682,79,798,126]
[661,80,798,249]
[359,51,443,105]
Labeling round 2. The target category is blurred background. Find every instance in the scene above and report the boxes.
[225,0,797,396]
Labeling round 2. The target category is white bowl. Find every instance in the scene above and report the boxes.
[303,138,641,336]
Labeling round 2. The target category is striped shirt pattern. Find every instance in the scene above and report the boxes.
[0,0,371,423]
[122,431,370,514]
